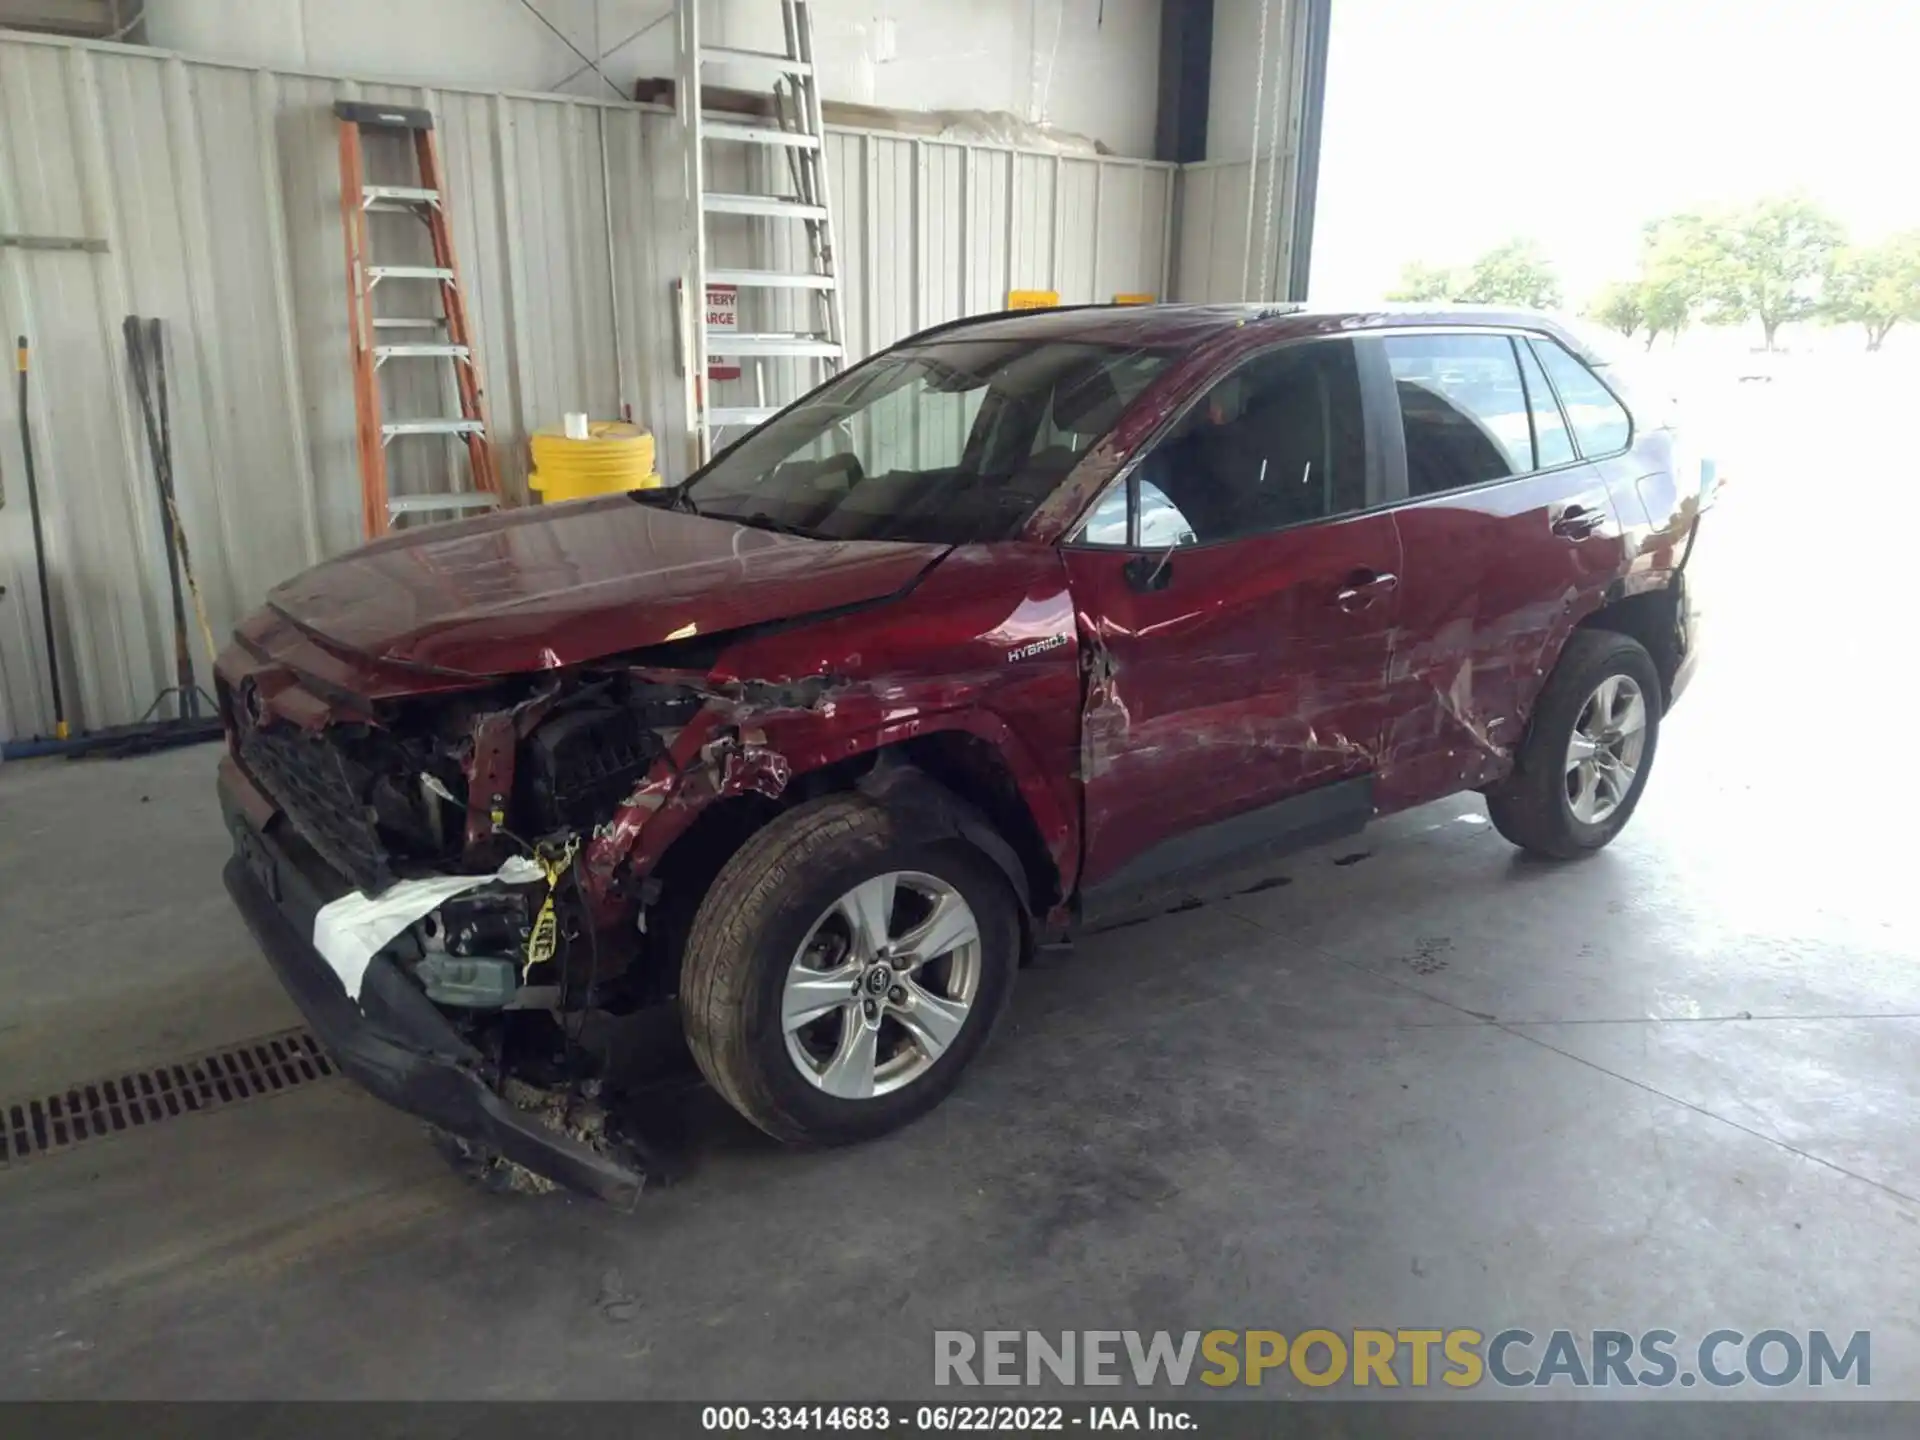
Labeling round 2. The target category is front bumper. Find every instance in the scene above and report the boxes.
[218,756,646,1206]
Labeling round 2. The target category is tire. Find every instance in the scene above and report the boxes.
[1486,629,1662,859]
[679,793,1019,1145]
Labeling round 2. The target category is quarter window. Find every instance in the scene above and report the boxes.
[1109,339,1368,547]
[1530,338,1631,456]
[1384,333,1533,495]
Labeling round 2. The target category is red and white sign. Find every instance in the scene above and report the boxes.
[705,283,741,382]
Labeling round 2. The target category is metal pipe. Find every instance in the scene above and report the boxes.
[598,109,631,422]
[1286,0,1333,302]
[16,336,67,741]
[1239,0,1272,301]
[1256,0,1288,301]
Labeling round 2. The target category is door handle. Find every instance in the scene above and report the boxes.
[1334,570,1398,611]
[1552,505,1604,540]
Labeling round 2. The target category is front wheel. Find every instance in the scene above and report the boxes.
[679,794,1019,1144]
[1486,630,1661,859]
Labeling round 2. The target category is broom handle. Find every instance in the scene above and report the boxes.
[17,336,67,741]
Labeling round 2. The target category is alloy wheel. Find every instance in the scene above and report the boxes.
[781,871,982,1099]
[1565,673,1648,825]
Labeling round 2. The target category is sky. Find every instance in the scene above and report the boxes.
[1308,0,1920,304]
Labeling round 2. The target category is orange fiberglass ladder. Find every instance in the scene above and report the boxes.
[335,100,500,538]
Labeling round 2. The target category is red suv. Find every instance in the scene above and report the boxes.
[217,304,1707,1201]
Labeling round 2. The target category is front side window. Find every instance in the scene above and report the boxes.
[1087,339,1368,548]
[1384,333,1533,495]
[683,339,1170,544]
[1530,338,1631,457]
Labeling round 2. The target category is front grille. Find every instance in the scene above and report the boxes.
[239,723,393,893]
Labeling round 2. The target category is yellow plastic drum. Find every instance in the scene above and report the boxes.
[529,421,662,502]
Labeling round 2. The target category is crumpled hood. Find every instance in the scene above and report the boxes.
[265,496,947,676]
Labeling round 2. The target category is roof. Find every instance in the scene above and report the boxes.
[910,300,1577,352]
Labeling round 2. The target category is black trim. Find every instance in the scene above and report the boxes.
[1078,775,1373,926]
[1153,0,1212,164]
[1513,332,1578,469]
[333,100,435,131]
[1511,336,1541,469]
[219,776,646,1208]
[856,763,1032,912]
[1353,335,1407,508]
[1286,0,1333,303]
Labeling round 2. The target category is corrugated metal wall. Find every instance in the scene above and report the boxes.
[1170,156,1293,304]
[0,30,1173,742]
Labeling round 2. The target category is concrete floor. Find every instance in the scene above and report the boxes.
[3,372,1917,1404]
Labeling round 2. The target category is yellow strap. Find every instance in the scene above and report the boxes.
[521,838,580,979]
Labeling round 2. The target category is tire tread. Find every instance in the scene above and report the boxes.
[1486,628,1660,859]
[680,794,894,1142]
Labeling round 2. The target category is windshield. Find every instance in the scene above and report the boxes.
[680,338,1172,544]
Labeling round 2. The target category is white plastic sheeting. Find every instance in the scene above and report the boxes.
[0,30,1173,741]
[311,855,543,1000]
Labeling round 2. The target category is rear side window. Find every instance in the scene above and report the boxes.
[1516,340,1576,468]
[1383,334,1532,496]
[1530,338,1631,456]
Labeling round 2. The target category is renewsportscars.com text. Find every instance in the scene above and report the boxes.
[934,1328,1870,1390]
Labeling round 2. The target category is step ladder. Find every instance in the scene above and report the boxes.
[676,0,847,469]
[334,100,501,538]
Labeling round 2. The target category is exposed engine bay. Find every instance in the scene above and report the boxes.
[223,662,825,1191]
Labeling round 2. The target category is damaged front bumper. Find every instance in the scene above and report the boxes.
[217,757,647,1207]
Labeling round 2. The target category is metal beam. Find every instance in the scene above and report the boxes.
[0,0,117,37]
[1286,0,1333,302]
[0,233,107,253]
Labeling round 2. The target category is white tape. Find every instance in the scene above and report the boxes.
[311,855,543,1000]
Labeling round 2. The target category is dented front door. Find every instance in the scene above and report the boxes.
[1063,509,1404,895]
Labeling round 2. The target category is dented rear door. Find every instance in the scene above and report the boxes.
[1371,329,1628,811]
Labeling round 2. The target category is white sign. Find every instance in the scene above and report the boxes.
[705,283,740,381]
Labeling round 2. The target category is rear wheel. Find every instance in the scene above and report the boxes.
[680,794,1019,1144]
[1486,630,1661,858]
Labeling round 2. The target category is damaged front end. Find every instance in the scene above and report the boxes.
[218,657,806,1205]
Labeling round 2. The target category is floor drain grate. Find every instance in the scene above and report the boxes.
[0,1027,335,1166]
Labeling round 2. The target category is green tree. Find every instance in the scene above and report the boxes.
[1388,260,1457,303]
[1636,214,1713,349]
[1824,232,1920,350]
[1697,196,1845,350]
[1457,239,1562,310]
[1589,281,1645,338]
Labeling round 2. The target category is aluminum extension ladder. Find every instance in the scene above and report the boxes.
[676,0,847,469]
[334,100,501,538]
